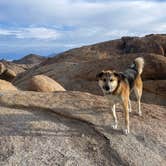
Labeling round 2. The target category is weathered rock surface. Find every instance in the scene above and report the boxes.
[142,80,166,105]
[28,75,66,92]
[0,60,33,75]
[0,108,111,166]
[0,79,17,91]
[145,34,166,56]
[122,36,165,55]
[0,62,16,81]
[0,54,46,82]
[0,91,165,166]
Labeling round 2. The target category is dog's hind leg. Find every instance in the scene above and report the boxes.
[111,104,118,129]
[134,86,142,116]
[128,99,132,112]
[134,75,143,116]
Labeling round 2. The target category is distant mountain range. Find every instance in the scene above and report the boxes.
[12,54,47,64]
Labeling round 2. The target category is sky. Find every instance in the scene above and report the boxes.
[0,0,166,60]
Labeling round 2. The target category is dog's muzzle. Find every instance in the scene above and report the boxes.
[103,85,110,91]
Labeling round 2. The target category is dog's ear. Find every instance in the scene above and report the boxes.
[113,72,119,77]
[96,71,104,80]
[113,72,124,80]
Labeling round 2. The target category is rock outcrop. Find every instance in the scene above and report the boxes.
[122,36,165,55]
[47,34,166,64]
[0,91,165,165]
[0,60,32,81]
[0,62,16,81]
[0,54,46,82]
[28,75,66,92]
[0,79,17,91]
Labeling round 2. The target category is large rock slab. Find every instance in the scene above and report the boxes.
[28,75,66,92]
[0,91,111,126]
[0,106,112,166]
[0,79,17,91]
[0,91,165,166]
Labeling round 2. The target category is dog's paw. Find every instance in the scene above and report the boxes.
[138,111,142,116]
[129,109,132,113]
[123,129,130,135]
[112,123,118,129]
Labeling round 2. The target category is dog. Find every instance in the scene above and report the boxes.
[96,57,144,134]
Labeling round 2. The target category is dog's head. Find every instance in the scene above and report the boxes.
[96,70,119,94]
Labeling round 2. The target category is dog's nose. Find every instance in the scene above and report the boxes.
[103,85,110,91]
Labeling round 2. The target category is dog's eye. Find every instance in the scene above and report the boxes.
[110,79,113,82]
[103,79,106,82]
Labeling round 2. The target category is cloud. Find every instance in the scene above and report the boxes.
[0,27,60,40]
[15,27,60,40]
[0,0,165,27]
[0,29,12,35]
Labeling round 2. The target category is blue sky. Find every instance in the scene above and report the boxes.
[0,0,166,60]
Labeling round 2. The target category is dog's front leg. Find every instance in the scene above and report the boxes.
[111,104,118,129]
[122,98,130,135]
[128,99,132,112]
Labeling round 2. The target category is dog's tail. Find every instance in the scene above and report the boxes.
[131,57,145,74]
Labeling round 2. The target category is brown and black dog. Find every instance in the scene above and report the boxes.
[96,57,144,134]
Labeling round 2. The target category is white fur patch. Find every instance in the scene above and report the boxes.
[123,128,130,135]
[108,80,118,92]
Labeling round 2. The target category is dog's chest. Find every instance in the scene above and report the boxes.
[105,94,121,105]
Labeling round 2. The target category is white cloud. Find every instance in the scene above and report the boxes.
[15,27,60,39]
[0,27,60,40]
[0,29,12,35]
[0,0,165,28]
